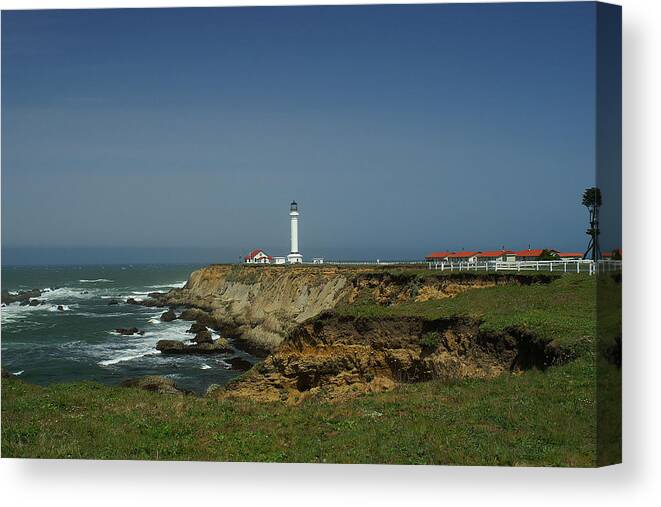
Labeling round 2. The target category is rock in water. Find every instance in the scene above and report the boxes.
[179,308,216,328]
[156,338,232,355]
[227,357,253,372]
[115,327,145,336]
[156,340,185,353]
[57,305,65,311]
[107,299,121,305]
[1,288,41,305]
[187,322,207,334]
[28,299,42,306]
[120,376,183,395]
[160,309,176,322]
[194,329,213,344]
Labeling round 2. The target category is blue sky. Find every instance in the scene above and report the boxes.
[1,3,607,264]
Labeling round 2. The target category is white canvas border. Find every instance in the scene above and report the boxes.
[1,0,659,506]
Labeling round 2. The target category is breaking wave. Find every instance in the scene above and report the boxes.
[146,281,186,289]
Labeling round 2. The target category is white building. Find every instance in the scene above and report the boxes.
[274,257,286,264]
[244,249,272,264]
[286,200,303,264]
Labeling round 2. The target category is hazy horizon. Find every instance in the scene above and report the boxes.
[1,3,617,265]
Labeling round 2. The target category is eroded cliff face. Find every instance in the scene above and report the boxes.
[159,265,554,355]
[217,312,570,404]
[162,265,353,353]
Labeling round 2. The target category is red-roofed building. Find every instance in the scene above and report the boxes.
[515,249,558,261]
[476,250,516,262]
[557,252,583,260]
[425,252,454,261]
[244,249,272,264]
[447,251,480,263]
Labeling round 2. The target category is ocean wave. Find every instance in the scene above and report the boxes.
[75,311,133,318]
[12,370,24,376]
[146,281,186,289]
[200,364,211,370]
[41,287,98,300]
[98,350,158,366]
[47,305,71,312]
[79,279,113,283]
[1,301,77,325]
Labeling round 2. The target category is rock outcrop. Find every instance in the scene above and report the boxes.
[160,309,176,322]
[150,265,553,356]
[217,311,570,404]
[226,357,253,371]
[1,289,41,305]
[193,329,213,344]
[115,327,145,336]
[156,337,231,354]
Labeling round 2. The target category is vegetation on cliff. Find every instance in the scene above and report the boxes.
[2,356,605,466]
[1,268,620,465]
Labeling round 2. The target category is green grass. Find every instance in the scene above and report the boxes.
[338,274,598,355]
[1,272,620,466]
[2,356,603,466]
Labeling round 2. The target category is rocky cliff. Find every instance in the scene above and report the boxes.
[217,312,569,403]
[157,265,553,356]
[160,265,354,353]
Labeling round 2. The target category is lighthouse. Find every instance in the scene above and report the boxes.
[287,200,303,264]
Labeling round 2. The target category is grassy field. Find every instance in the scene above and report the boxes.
[2,358,601,466]
[340,272,600,354]
[1,272,620,466]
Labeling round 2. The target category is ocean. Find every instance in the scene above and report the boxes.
[1,264,256,394]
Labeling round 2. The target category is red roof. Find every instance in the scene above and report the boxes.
[425,251,454,260]
[244,249,272,260]
[477,250,514,258]
[448,251,479,258]
[557,252,583,258]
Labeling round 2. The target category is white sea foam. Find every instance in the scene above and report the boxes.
[146,281,187,289]
[76,312,132,318]
[1,300,77,325]
[79,279,113,283]
[13,370,24,376]
[41,287,97,301]
[96,317,192,367]
[99,350,158,366]
[48,305,71,312]
[200,364,211,370]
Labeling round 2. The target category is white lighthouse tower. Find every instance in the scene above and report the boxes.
[287,200,303,264]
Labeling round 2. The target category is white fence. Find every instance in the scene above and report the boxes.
[280,258,622,275]
[427,259,622,275]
